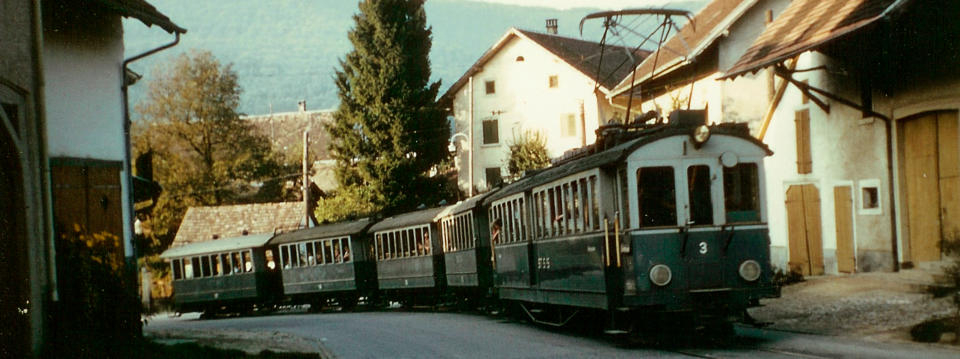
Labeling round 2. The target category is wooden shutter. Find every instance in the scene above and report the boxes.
[795,109,812,174]
[834,186,855,273]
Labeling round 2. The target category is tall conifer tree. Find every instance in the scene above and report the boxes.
[329,0,450,214]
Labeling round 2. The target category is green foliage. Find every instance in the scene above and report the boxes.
[51,224,141,357]
[507,130,551,179]
[313,185,379,224]
[328,0,453,215]
[133,50,286,254]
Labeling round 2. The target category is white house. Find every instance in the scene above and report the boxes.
[440,23,650,195]
[723,0,960,274]
[0,0,184,356]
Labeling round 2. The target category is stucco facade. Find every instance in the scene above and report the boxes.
[446,29,624,194]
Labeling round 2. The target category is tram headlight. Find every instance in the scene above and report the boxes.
[691,125,711,148]
[649,264,672,287]
[739,260,761,282]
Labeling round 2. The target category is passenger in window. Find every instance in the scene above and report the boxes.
[342,246,351,262]
[421,231,431,255]
[491,219,502,244]
[333,242,341,263]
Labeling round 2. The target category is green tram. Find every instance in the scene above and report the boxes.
[483,111,779,331]
[268,218,376,310]
[370,206,448,306]
[161,233,282,315]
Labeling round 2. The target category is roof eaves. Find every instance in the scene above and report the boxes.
[439,29,522,103]
[94,0,187,34]
[609,0,761,97]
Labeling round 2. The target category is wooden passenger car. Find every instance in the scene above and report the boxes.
[160,233,281,315]
[268,218,375,309]
[483,111,779,329]
[437,195,495,299]
[369,207,446,305]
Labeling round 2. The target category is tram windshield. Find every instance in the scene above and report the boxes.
[687,165,714,226]
[723,163,761,223]
[637,166,677,227]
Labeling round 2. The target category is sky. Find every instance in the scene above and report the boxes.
[473,0,681,10]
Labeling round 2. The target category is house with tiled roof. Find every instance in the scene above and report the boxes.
[607,0,791,136]
[440,21,651,195]
[722,0,960,275]
[172,202,311,248]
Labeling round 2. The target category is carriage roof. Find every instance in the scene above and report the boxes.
[369,206,447,232]
[268,217,373,246]
[483,123,771,205]
[160,233,274,259]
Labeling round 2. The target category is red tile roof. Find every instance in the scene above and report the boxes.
[610,0,754,96]
[171,202,306,248]
[723,0,911,78]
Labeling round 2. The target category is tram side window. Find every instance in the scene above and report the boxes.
[183,258,193,279]
[281,245,290,269]
[242,251,253,272]
[172,259,183,280]
[211,255,221,276]
[266,249,276,270]
[221,253,232,274]
[637,167,677,227]
[688,165,714,226]
[376,234,383,260]
[307,242,316,265]
[232,252,242,273]
[723,163,760,223]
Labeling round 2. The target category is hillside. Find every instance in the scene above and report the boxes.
[124,0,706,116]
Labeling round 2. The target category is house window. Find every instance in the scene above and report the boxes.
[485,167,503,188]
[859,179,881,215]
[482,118,499,144]
[485,80,496,95]
[795,109,812,174]
[548,75,558,88]
[562,114,577,137]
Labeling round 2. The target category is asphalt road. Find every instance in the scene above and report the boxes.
[145,309,960,358]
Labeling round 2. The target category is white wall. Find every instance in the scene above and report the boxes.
[450,33,615,194]
[43,15,126,161]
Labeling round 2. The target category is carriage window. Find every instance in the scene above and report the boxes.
[232,252,242,273]
[590,176,600,230]
[201,256,211,277]
[422,228,431,255]
[376,234,383,260]
[221,253,232,274]
[342,238,352,262]
[299,243,308,267]
[724,163,760,223]
[303,242,314,265]
[688,165,714,226]
[243,251,253,272]
[323,240,332,263]
[172,259,183,280]
[190,257,201,278]
[408,229,416,257]
[637,167,677,227]
[265,249,276,270]
[467,213,475,248]
[183,259,193,279]
[211,255,221,276]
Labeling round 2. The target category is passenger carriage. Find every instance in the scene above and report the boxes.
[370,207,447,306]
[268,218,375,310]
[437,195,495,303]
[160,233,282,315]
[484,110,779,330]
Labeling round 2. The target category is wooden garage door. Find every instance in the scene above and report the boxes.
[786,184,824,275]
[902,111,959,262]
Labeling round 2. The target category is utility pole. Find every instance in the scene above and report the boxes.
[302,129,311,228]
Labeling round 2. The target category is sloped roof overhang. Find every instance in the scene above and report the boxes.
[721,0,912,80]
[94,0,186,34]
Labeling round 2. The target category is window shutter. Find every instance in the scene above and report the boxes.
[795,109,812,174]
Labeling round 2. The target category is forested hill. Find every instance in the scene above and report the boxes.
[124,0,706,116]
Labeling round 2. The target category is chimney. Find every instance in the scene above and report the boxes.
[298,100,307,112]
[546,19,557,34]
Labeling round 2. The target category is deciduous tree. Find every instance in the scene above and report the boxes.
[133,50,283,252]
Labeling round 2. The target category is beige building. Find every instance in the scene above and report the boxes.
[440,24,650,195]
[724,0,960,274]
